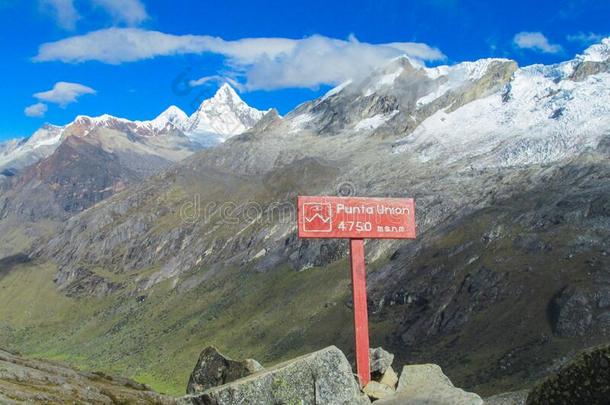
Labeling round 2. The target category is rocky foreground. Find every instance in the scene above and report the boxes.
[0,348,174,404]
[1,344,608,404]
[179,346,488,405]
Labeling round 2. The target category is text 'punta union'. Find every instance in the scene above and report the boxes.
[336,203,410,216]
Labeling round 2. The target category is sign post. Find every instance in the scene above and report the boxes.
[350,238,370,383]
[297,196,416,385]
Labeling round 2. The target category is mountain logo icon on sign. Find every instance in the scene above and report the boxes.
[303,203,332,232]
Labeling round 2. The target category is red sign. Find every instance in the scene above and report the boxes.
[296,195,416,386]
[297,196,416,239]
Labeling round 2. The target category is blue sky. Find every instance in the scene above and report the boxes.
[0,0,608,141]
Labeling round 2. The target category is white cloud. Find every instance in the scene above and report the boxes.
[91,0,148,26]
[24,102,48,118]
[240,35,444,90]
[34,82,96,107]
[188,75,243,90]
[40,0,80,30]
[513,31,563,54]
[35,28,208,63]
[40,0,147,29]
[34,28,446,90]
[188,75,224,87]
[566,32,605,45]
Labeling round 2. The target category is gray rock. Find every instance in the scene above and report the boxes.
[395,364,452,392]
[594,311,610,335]
[378,366,398,389]
[484,390,528,405]
[550,286,593,337]
[180,346,370,405]
[364,380,395,400]
[370,347,395,376]
[376,364,483,405]
[186,346,263,394]
[570,60,610,81]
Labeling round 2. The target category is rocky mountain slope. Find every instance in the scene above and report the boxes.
[0,348,175,404]
[0,39,609,396]
[0,85,265,258]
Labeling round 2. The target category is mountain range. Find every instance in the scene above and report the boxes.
[0,83,266,175]
[0,83,268,257]
[0,38,608,397]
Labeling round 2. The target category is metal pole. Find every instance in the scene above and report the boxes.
[350,238,370,386]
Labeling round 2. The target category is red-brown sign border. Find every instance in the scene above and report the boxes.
[297,195,416,239]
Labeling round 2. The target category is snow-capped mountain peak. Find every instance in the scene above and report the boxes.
[280,37,610,173]
[1,84,268,173]
[145,106,188,131]
[392,39,610,168]
[62,84,269,143]
[0,124,64,172]
[27,124,64,148]
[579,36,610,63]
[193,83,250,116]
[73,114,124,126]
[185,83,268,145]
[68,107,189,136]
[158,105,188,122]
[210,83,242,104]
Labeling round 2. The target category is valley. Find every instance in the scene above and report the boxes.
[0,37,609,399]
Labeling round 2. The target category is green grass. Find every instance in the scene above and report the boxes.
[370,206,609,396]
[1,180,607,399]
[0,255,357,396]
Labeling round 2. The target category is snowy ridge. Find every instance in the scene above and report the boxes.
[1,84,266,171]
[520,36,610,81]
[321,80,352,101]
[362,57,411,97]
[56,83,263,141]
[147,106,189,131]
[290,37,610,170]
[418,58,512,106]
[0,139,23,155]
[363,68,403,97]
[355,110,399,131]
[394,52,610,167]
[0,139,25,164]
[4,37,610,175]
[424,58,512,81]
[579,37,610,63]
[0,125,64,171]
[289,113,315,133]
[25,124,64,148]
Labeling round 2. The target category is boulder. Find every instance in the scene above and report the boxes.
[549,285,610,338]
[378,366,398,389]
[370,347,395,376]
[526,344,610,405]
[180,346,370,405]
[364,380,395,400]
[483,390,528,405]
[186,346,263,394]
[376,364,483,405]
[549,286,593,337]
